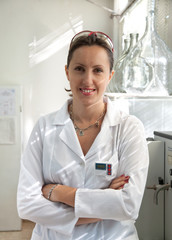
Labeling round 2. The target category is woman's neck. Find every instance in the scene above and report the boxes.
[70,100,106,124]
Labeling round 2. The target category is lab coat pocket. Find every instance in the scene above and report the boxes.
[94,152,119,187]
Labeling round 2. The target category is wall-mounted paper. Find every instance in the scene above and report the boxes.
[0,89,16,116]
[0,118,15,144]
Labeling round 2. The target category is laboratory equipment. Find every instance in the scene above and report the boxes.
[136,131,172,240]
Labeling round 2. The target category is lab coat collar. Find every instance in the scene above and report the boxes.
[50,98,127,160]
[52,99,72,126]
[51,97,128,159]
[103,97,128,127]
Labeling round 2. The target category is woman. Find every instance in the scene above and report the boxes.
[17,31,149,240]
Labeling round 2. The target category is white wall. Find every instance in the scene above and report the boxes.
[0,0,114,147]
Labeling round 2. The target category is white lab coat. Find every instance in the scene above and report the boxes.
[17,97,149,240]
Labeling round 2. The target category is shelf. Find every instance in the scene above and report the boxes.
[105,92,172,100]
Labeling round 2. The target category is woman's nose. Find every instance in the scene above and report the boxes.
[83,70,93,85]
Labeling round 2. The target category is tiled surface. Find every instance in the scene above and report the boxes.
[0,220,35,240]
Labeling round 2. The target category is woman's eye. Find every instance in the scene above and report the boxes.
[94,68,103,73]
[74,66,84,72]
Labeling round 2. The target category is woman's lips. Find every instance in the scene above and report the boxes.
[79,88,96,95]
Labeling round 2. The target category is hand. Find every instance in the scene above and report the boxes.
[108,175,130,190]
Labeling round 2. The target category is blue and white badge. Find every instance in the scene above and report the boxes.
[95,162,112,176]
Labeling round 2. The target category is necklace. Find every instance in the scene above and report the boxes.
[69,104,106,136]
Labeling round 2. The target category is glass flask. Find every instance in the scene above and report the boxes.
[107,33,139,93]
[119,38,130,60]
[117,0,172,95]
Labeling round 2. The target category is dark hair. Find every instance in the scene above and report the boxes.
[66,34,114,72]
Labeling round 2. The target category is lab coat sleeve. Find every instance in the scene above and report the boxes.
[17,118,78,236]
[75,116,149,221]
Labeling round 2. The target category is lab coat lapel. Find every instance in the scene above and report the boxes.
[86,123,113,159]
[59,121,84,159]
[85,97,123,159]
[53,99,84,159]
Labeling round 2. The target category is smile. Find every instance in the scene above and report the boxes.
[80,88,96,93]
[79,88,96,96]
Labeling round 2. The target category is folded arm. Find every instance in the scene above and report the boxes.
[42,175,129,225]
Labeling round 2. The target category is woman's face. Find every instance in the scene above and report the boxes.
[65,45,114,107]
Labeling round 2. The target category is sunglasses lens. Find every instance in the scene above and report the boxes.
[95,32,114,51]
[70,31,114,52]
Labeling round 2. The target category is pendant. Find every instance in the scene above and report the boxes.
[79,130,84,136]
[95,121,99,127]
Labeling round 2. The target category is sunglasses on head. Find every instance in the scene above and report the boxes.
[70,30,114,52]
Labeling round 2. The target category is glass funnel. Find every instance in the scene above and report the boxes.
[144,46,169,96]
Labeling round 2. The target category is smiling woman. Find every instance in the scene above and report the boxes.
[17,30,149,240]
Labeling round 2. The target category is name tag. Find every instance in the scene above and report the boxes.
[95,163,112,176]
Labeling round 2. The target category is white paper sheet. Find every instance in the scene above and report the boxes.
[0,118,15,144]
[0,88,16,116]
